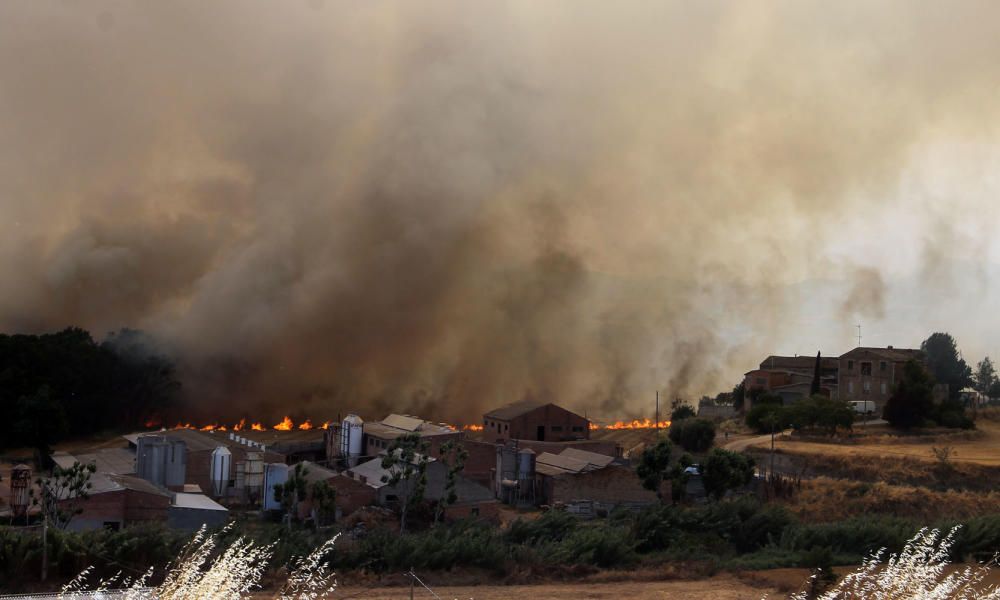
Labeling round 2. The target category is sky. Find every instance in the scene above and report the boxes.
[1,1,999,421]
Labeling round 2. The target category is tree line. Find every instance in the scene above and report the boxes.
[0,327,180,459]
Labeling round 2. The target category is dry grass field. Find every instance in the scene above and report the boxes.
[331,575,779,599]
[746,419,1000,466]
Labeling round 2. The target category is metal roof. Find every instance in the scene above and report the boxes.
[381,414,424,431]
[172,492,228,512]
[364,416,456,440]
[535,452,591,474]
[483,400,549,420]
[559,448,615,469]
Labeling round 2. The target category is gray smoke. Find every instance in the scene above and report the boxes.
[2,2,999,420]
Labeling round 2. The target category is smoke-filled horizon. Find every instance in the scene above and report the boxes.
[2,2,1000,421]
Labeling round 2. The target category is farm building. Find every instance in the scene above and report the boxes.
[361,414,461,459]
[483,401,590,442]
[533,448,656,516]
[346,453,497,520]
[59,473,171,532]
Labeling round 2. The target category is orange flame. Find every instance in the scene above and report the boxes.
[273,416,293,431]
[463,424,484,432]
[251,422,266,431]
[321,421,332,429]
[603,418,671,430]
[298,419,313,431]
[234,418,246,431]
[200,424,218,431]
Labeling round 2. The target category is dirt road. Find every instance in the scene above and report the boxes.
[332,576,776,599]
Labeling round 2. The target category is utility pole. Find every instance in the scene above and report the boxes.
[41,513,48,582]
[409,567,415,600]
[857,323,862,347]
[655,390,659,433]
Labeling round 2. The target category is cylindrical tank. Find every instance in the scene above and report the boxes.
[340,414,364,466]
[244,452,264,504]
[210,446,232,498]
[136,435,168,487]
[262,463,290,511]
[10,464,31,517]
[517,448,536,480]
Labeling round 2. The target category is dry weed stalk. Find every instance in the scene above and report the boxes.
[784,527,1000,600]
[59,526,338,600]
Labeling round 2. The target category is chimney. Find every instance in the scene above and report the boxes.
[888,345,894,350]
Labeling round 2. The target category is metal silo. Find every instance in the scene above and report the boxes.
[262,463,290,511]
[210,446,232,498]
[244,452,264,505]
[516,448,536,505]
[340,414,364,467]
[10,464,31,519]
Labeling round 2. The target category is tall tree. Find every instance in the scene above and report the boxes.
[810,351,822,396]
[921,333,972,399]
[883,360,934,429]
[975,357,997,395]
[381,433,429,534]
[636,437,673,502]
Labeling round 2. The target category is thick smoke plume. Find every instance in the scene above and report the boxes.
[2,2,1000,421]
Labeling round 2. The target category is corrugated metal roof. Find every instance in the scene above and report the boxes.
[381,414,424,432]
[484,400,549,420]
[559,448,615,469]
[172,492,228,512]
[535,451,590,474]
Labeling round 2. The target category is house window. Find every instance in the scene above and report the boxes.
[863,381,871,393]
[848,360,854,370]
[848,381,854,394]
[572,426,583,433]
[861,362,872,376]
[471,507,480,517]
[103,521,121,531]
[504,424,508,431]
[880,361,887,372]
[551,426,563,432]
[756,377,767,386]
[881,382,888,395]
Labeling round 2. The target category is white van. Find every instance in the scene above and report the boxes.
[851,400,876,415]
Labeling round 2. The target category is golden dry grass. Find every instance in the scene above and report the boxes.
[748,420,1000,466]
[780,477,1000,522]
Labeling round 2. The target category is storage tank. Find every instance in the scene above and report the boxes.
[210,446,232,498]
[516,448,536,506]
[262,463,290,511]
[340,414,364,467]
[137,435,186,488]
[244,452,264,505]
[10,464,31,518]
[166,439,187,488]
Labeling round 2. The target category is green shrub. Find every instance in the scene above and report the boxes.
[669,418,716,452]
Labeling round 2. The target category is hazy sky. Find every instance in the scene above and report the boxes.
[2,2,999,420]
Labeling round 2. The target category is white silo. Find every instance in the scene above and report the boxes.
[263,463,290,511]
[244,452,264,505]
[210,446,232,498]
[340,414,364,467]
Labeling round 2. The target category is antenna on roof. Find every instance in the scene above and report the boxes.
[857,323,862,347]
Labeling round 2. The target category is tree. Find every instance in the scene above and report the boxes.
[989,381,1000,400]
[434,440,468,524]
[13,385,68,463]
[668,418,716,452]
[636,437,672,502]
[670,405,696,422]
[810,351,822,396]
[274,463,310,529]
[786,396,854,435]
[309,480,337,528]
[745,400,790,434]
[921,333,972,399]
[975,357,997,395]
[381,433,430,534]
[30,461,96,530]
[701,448,755,499]
[883,360,934,429]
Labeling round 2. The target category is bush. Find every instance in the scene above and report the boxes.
[701,449,755,499]
[786,396,854,434]
[670,405,696,421]
[746,403,790,434]
[668,417,716,452]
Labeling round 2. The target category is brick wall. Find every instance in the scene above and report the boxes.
[546,465,656,506]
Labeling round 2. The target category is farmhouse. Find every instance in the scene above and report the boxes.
[483,400,590,442]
